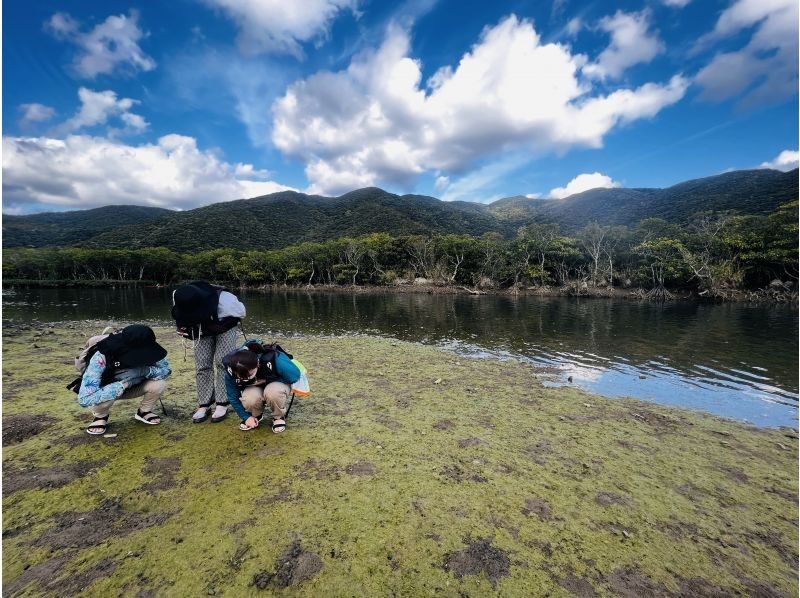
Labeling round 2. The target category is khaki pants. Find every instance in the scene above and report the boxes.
[91,379,167,419]
[241,382,291,420]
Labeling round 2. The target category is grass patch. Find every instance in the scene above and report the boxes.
[2,323,797,596]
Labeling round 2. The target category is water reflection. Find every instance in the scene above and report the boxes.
[4,287,797,427]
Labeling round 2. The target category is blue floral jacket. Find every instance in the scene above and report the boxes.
[77,351,171,407]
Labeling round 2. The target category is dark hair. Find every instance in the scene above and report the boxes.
[229,349,258,378]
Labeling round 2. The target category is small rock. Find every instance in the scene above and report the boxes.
[208,590,216,596]
[376,445,383,449]
[776,442,788,450]
[434,378,442,385]
[583,403,593,408]
[639,374,646,379]
[567,376,573,383]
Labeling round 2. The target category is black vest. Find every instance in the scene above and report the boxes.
[224,349,281,390]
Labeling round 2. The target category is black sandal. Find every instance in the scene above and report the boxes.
[86,416,109,435]
[134,410,161,425]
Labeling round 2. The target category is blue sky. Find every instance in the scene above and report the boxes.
[3,0,798,213]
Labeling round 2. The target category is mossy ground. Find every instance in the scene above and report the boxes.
[2,323,797,597]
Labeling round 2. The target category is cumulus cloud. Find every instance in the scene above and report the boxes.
[45,10,155,77]
[18,103,56,127]
[583,10,664,80]
[272,16,688,195]
[52,88,148,137]
[199,0,358,57]
[760,150,799,172]
[661,0,691,7]
[549,172,621,199]
[694,0,798,108]
[2,134,295,213]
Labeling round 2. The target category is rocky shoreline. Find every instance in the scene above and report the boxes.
[2,324,798,596]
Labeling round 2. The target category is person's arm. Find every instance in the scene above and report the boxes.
[147,358,172,380]
[217,291,246,319]
[224,370,250,420]
[77,352,127,407]
[275,352,301,385]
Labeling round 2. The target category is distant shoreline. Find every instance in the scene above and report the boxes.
[3,279,797,305]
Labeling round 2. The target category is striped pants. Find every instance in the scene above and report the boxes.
[194,328,239,407]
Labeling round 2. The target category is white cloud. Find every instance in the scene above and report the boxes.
[441,155,530,203]
[19,103,56,126]
[760,150,799,171]
[549,172,621,199]
[434,175,450,192]
[695,0,798,108]
[53,88,148,137]
[2,134,295,213]
[164,48,288,149]
[661,0,691,7]
[272,16,688,195]
[199,0,358,57]
[45,10,155,77]
[583,10,664,80]
[525,192,542,199]
[565,17,583,37]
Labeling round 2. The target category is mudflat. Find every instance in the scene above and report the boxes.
[3,323,797,596]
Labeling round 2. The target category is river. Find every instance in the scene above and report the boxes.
[3,286,797,428]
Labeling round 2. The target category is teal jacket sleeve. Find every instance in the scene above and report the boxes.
[276,352,301,384]
[224,371,250,421]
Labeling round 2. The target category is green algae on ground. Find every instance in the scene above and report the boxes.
[2,323,798,597]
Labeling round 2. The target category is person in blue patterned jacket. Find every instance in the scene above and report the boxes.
[77,324,171,435]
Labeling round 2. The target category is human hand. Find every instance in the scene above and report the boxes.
[244,416,260,429]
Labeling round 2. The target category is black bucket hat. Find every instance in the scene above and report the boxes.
[172,281,217,323]
[97,324,167,367]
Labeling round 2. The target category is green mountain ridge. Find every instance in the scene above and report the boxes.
[3,168,796,251]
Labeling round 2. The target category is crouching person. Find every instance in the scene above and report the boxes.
[222,340,300,433]
[78,325,171,435]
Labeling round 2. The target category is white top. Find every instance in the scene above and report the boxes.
[217,290,246,319]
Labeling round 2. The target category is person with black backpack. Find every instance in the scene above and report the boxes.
[171,281,246,423]
[221,339,301,433]
[76,324,171,435]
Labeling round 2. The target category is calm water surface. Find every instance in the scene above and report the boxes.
[3,287,798,428]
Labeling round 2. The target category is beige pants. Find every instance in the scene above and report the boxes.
[91,379,167,419]
[241,382,291,420]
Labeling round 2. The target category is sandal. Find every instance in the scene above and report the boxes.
[134,410,161,426]
[86,416,109,435]
[192,405,211,423]
[271,418,286,434]
[238,414,263,431]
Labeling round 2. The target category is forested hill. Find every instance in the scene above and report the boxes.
[489,169,799,230]
[2,205,172,248]
[3,168,797,251]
